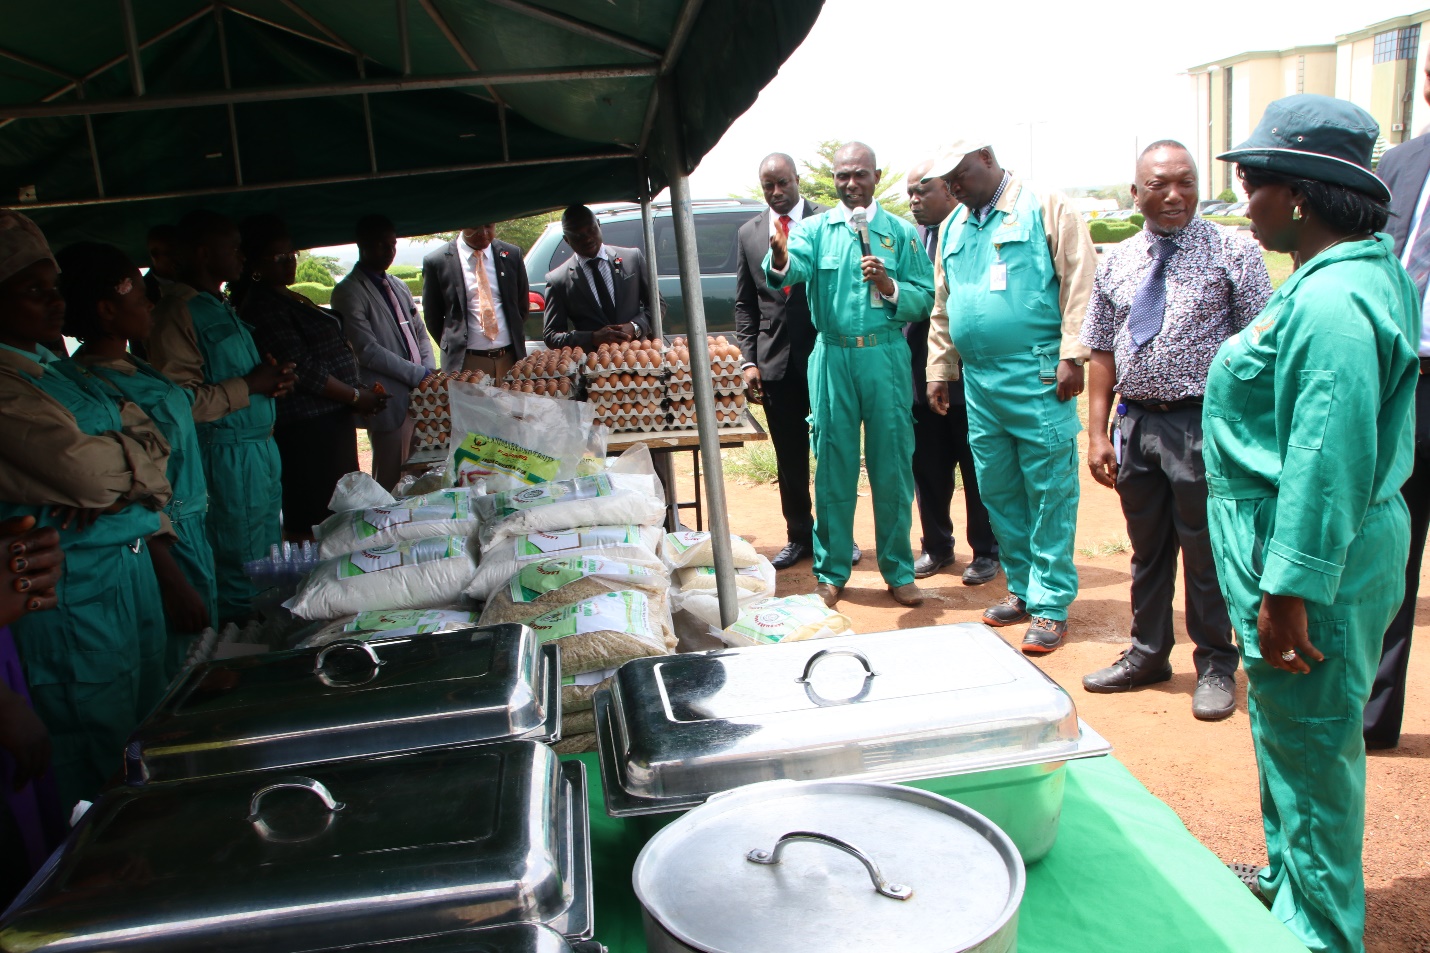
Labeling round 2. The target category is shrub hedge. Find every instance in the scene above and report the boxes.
[1088,220,1142,244]
[289,281,332,305]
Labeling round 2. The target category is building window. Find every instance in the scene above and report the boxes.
[1375,25,1420,63]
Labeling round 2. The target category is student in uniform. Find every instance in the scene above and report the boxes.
[1210,94,1419,953]
[61,242,217,676]
[0,210,174,808]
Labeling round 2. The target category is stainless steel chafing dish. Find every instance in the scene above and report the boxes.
[126,623,558,784]
[310,924,605,952]
[595,623,1111,861]
[0,741,592,952]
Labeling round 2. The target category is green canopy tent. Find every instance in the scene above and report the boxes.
[0,0,823,623]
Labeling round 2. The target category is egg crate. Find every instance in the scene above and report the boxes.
[589,391,666,410]
[495,378,577,399]
[585,372,669,395]
[412,420,452,451]
[506,347,585,382]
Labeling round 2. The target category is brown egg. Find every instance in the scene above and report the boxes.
[619,373,633,386]
[558,378,571,395]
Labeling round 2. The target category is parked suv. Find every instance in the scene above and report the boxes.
[522,198,765,341]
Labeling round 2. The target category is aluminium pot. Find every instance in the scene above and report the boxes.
[633,778,1024,953]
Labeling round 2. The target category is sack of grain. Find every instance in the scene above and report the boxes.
[562,666,618,713]
[295,607,481,649]
[480,556,675,648]
[464,524,663,602]
[328,471,396,512]
[659,531,759,570]
[314,488,476,559]
[552,733,598,755]
[720,593,854,647]
[524,589,669,676]
[562,708,597,735]
[474,472,665,550]
[671,555,777,630]
[285,536,476,621]
[445,379,600,491]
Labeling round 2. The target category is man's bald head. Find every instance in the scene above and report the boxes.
[1132,140,1198,236]
[758,153,801,216]
[906,159,955,228]
[832,142,881,210]
[834,141,877,169]
[561,205,596,230]
[759,153,797,178]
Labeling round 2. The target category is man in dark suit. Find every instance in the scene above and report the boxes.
[543,205,661,350]
[1367,74,1430,749]
[421,224,530,376]
[903,161,999,585]
[735,153,847,570]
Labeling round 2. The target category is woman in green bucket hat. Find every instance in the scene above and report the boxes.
[1208,93,1418,953]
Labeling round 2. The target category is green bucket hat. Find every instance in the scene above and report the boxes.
[1217,93,1390,202]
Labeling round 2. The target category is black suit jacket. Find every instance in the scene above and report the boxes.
[542,246,660,349]
[1378,133,1430,255]
[733,201,826,382]
[907,221,965,407]
[421,238,530,370]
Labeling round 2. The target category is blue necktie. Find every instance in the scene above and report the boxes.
[1128,237,1176,348]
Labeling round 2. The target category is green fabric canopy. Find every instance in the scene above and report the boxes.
[0,0,821,255]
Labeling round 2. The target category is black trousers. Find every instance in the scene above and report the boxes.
[1365,373,1430,747]
[762,372,814,548]
[274,410,360,536]
[1116,405,1238,677]
[911,398,997,560]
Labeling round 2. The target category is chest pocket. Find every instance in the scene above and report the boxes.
[200,317,255,382]
[1205,346,1268,422]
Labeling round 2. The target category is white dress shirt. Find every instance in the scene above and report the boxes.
[1400,173,1430,356]
[575,245,620,312]
[457,233,510,349]
[766,197,809,237]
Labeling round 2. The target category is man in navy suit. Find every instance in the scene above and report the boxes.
[542,205,661,350]
[1367,70,1430,748]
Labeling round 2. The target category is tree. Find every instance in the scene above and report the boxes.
[294,250,345,287]
[410,211,560,255]
[735,141,912,220]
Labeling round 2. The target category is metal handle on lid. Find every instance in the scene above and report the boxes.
[795,647,878,684]
[314,639,385,687]
[747,830,912,900]
[248,776,345,819]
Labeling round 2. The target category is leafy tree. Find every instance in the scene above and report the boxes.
[294,250,344,287]
[410,211,560,255]
[798,140,911,220]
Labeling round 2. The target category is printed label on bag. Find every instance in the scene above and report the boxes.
[562,666,620,687]
[515,526,640,559]
[663,530,709,555]
[344,608,479,635]
[526,590,650,643]
[727,594,832,645]
[687,564,763,579]
[509,555,656,602]
[492,474,613,517]
[340,537,465,577]
[356,495,469,538]
[452,431,560,487]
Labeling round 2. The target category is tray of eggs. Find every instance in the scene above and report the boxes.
[499,346,585,400]
[408,370,491,451]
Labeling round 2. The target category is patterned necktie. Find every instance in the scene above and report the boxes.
[472,250,499,341]
[1405,190,1430,299]
[779,215,792,294]
[1127,237,1177,347]
[377,274,422,363]
[587,259,617,321]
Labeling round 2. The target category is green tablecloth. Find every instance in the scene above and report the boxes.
[562,753,1309,952]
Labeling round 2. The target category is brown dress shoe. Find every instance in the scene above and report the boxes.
[816,582,844,607]
[888,582,924,607]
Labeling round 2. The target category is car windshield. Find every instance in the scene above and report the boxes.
[544,211,758,277]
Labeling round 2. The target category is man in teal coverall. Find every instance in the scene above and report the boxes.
[765,142,934,608]
[925,138,1098,655]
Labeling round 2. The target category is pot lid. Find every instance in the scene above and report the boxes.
[633,779,1024,953]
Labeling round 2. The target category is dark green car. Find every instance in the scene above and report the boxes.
[522,199,765,341]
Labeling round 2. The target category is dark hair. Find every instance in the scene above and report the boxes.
[146,223,177,245]
[355,214,395,245]
[232,213,289,308]
[55,242,136,342]
[1238,165,1389,235]
[175,209,235,250]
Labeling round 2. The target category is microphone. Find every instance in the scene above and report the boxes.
[850,207,880,306]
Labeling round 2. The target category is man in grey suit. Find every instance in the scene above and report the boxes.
[332,214,437,489]
[422,224,530,375]
[543,205,661,350]
[1366,80,1430,749]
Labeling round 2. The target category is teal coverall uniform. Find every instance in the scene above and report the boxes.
[1203,236,1418,953]
[762,203,934,587]
[82,354,218,675]
[0,349,170,807]
[928,178,1096,621]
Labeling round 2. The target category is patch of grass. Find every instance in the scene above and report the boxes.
[1263,251,1294,288]
[1078,536,1131,557]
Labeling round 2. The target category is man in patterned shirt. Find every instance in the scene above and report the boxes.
[1081,140,1272,721]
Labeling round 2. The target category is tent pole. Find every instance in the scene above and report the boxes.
[638,157,678,531]
[213,7,244,186]
[658,84,738,627]
[396,0,411,76]
[119,0,145,96]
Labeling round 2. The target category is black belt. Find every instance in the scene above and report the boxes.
[1419,357,1430,375]
[1125,397,1203,413]
[465,345,512,358]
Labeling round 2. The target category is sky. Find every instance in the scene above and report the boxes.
[683,0,1423,198]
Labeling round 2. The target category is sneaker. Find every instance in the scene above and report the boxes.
[1192,673,1236,721]
[1021,617,1066,655]
[1082,652,1174,693]
[982,595,1029,627]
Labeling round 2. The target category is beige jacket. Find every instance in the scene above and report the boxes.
[149,282,251,423]
[927,176,1095,382]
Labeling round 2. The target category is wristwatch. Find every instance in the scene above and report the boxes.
[1070,358,1085,367]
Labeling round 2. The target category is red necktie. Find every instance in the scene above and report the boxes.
[779,215,792,295]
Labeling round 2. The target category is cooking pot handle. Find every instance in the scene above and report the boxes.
[794,648,879,684]
[248,776,346,820]
[314,639,386,687]
[746,831,912,900]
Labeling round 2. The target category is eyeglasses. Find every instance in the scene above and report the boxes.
[267,252,298,264]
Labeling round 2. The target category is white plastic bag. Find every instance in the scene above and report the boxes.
[464,524,664,602]
[676,561,777,594]
[286,536,476,621]
[474,472,665,550]
[445,379,600,491]
[720,594,854,647]
[314,488,476,559]
[327,471,396,512]
[659,531,759,569]
[673,555,777,629]
[296,607,481,649]
[524,590,669,675]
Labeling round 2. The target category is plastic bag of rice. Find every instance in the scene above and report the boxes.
[464,524,663,602]
[525,589,668,676]
[474,472,665,550]
[286,536,476,621]
[562,666,618,713]
[675,558,777,595]
[295,607,480,649]
[720,594,855,647]
[314,488,475,559]
[480,556,675,649]
[659,531,759,570]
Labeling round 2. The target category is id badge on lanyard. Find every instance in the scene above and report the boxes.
[990,258,1007,292]
[1113,402,1126,465]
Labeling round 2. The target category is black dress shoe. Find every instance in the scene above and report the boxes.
[961,556,1000,586]
[771,542,812,570]
[851,542,862,565]
[914,552,956,579]
[1081,652,1173,693]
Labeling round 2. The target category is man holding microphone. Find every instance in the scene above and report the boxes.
[764,141,933,608]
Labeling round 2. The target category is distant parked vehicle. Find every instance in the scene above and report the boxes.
[1200,202,1231,216]
[1099,209,1137,221]
[1222,202,1250,217]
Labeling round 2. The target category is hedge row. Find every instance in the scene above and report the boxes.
[1087,220,1142,244]
[289,277,422,306]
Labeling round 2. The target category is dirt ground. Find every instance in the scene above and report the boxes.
[662,447,1430,953]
